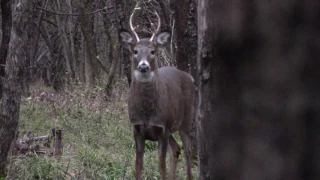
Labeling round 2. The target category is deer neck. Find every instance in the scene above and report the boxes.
[130,71,161,104]
[131,71,158,90]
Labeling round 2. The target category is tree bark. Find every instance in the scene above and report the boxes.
[171,0,197,75]
[171,0,198,157]
[0,0,36,177]
[104,44,119,98]
[77,0,99,88]
[40,20,65,91]
[114,0,134,86]
[67,0,78,80]
[197,1,320,179]
[0,0,12,98]
[30,0,48,81]
[103,20,119,99]
[54,0,73,76]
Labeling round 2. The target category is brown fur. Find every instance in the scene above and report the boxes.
[129,66,195,180]
[120,29,194,180]
[129,66,195,134]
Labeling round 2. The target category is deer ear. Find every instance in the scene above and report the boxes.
[119,30,134,45]
[156,32,170,45]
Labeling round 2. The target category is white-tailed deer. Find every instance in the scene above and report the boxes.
[119,10,195,180]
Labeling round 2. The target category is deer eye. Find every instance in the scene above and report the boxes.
[151,50,155,55]
[134,50,138,54]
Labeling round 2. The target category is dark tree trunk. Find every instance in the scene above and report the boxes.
[171,0,188,71]
[54,0,73,78]
[0,0,12,98]
[171,0,198,157]
[0,0,36,177]
[115,0,134,86]
[101,0,122,98]
[104,46,119,98]
[77,0,99,87]
[30,0,48,81]
[121,48,131,85]
[197,1,320,179]
[40,22,65,91]
[103,15,119,99]
[51,50,65,91]
[171,0,197,76]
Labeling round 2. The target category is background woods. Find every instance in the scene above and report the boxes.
[0,0,198,179]
[0,0,319,179]
[0,0,192,91]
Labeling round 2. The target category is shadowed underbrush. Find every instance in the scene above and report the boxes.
[7,80,198,180]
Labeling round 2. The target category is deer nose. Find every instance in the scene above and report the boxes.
[138,62,150,73]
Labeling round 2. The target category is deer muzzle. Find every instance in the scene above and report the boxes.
[138,60,150,73]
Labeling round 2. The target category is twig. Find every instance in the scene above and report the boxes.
[87,8,108,15]
[37,7,78,16]
[37,7,112,16]
[18,135,49,144]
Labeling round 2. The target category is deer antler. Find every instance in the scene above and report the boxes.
[130,8,140,42]
[150,12,161,42]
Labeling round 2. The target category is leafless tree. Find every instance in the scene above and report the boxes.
[0,0,37,177]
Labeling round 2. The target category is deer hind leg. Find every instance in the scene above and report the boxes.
[134,127,145,180]
[158,134,169,180]
[168,135,181,180]
[179,131,194,180]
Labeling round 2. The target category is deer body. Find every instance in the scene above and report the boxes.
[120,11,194,180]
[129,66,194,135]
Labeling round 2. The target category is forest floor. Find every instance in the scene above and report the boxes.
[6,80,198,180]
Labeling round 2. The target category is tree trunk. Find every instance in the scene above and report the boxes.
[40,21,65,91]
[54,0,73,76]
[77,0,99,88]
[114,0,134,86]
[67,0,78,80]
[104,46,119,99]
[197,1,320,179]
[171,0,198,157]
[0,0,36,177]
[0,0,12,98]
[171,0,197,75]
[30,0,48,82]
[103,20,118,99]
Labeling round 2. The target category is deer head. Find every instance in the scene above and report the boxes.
[119,11,170,83]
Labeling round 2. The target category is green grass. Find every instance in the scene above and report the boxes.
[7,80,198,180]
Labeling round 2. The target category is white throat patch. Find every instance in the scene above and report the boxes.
[134,70,154,83]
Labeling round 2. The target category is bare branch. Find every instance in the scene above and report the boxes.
[36,7,109,16]
[150,12,161,42]
[37,7,78,16]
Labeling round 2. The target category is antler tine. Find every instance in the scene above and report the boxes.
[130,8,140,42]
[150,12,161,42]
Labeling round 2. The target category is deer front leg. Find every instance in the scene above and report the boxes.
[158,134,169,180]
[134,126,145,180]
